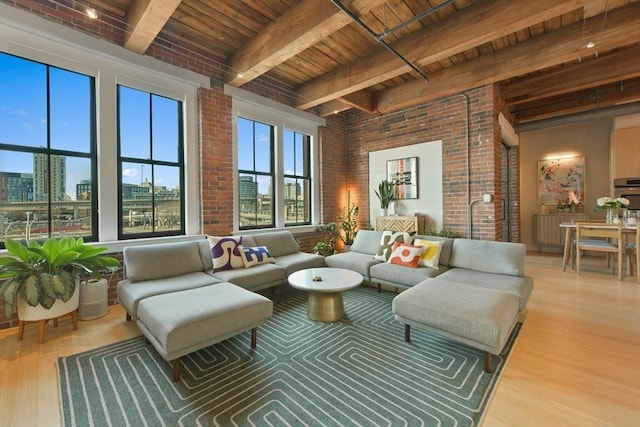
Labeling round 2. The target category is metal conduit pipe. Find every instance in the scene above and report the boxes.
[378,0,457,39]
[330,0,430,83]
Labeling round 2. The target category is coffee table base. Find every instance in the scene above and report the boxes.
[307,291,344,322]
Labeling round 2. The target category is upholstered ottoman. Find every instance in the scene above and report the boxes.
[392,278,519,372]
[136,282,273,381]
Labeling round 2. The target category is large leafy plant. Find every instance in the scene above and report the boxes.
[0,237,120,317]
[337,204,359,245]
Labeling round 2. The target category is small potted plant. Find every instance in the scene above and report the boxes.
[314,222,340,256]
[337,204,359,250]
[0,237,120,339]
[374,179,395,216]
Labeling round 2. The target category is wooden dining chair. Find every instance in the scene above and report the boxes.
[575,222,624,280]
[565,219,606,271]
[626,227,639,284]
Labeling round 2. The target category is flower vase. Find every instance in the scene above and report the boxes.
[606,209,618,223]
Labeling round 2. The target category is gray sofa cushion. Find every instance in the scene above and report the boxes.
[448,239,526,276]
[124,240,210,282]
[350,230,383,255]
[117,272,221,318]
[437,268,534,311]
[273,252,326,276]
[252,231,300,257]
[324,251,382,279]
[212,263,286,291]
[370,262,447,288]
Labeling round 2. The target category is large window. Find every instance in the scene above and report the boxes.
[0,53,96,246]
[117,85,184,238]
[238,118,275,228]
[231,86,323,231]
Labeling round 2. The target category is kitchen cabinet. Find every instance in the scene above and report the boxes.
[611,127,640,178]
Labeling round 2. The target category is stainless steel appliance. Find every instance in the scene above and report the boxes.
[614,177,640,211]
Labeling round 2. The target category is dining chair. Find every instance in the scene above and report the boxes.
[565,219,607,271]
[575,222,624,280]
[626,227,639,284]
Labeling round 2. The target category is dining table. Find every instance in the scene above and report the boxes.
[560,221,638,272]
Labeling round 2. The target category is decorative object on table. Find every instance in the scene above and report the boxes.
[594,196,630,223]
[387,157,418,199]
[337,203,359,250]
[537,156,585,209]
[374,179,395,216]
[0,237,119,343]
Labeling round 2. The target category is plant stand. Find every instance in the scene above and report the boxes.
[17,285,80,344]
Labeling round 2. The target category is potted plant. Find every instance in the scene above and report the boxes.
[337,204,359,250]
[0,237,120,335]
[374,179,395,216]
[314,222,340,256]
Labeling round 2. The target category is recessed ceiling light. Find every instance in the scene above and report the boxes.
[585,41,595,49]
[86,7,98,19]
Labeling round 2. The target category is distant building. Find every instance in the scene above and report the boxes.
[76,179,92,201]
[33,153,66,202]
[0,172,34,202]
[239,175,257,199]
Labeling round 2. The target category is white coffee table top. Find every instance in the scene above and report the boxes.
[288,267,363,293]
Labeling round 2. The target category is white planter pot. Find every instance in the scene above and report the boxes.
[17,284,80,321]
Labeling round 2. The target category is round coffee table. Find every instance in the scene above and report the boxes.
[287,267,363,322]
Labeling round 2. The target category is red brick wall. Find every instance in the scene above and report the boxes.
[345,86,505,239]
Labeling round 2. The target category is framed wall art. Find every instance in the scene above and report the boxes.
[537,156,585,206]
[387,157,418,199]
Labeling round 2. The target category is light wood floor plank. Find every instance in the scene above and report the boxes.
[0,253,638,426]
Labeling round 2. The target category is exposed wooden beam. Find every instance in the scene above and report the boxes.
[296,0,592,110]
[124,0,182,54]
[511,77,640,123]
[505,45,640,105]
[317,100,352,118]
[374,3,640,114]
[226,0,386,87]
[338,90,377,114]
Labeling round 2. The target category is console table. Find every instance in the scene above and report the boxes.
[375,215,425,234]
[534,213,589,251]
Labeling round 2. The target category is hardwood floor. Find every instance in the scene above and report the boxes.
[0,253,638,427]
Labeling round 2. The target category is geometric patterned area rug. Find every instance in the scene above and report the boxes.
[58,285,520,427]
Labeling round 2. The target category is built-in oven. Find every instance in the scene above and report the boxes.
[614,177,640,211]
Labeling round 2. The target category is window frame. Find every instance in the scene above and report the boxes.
[227,85,325,232]
[1,8,207,249]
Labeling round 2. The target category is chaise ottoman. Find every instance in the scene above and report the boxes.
[136,282,273,381]
[392,278,519,372]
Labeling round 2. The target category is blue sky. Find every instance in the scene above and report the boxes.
[0,52,181,199]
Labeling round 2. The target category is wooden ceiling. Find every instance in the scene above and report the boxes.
[87,0,640,124]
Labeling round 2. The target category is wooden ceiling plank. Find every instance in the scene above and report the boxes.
[124,0,182,54]
[505,45,640,105]
[296,0,592,110]
[513,77,640,122]
[374,2,640,113]
[226,0,387,86]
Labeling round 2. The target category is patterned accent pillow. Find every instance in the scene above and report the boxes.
[374,231,414,261]
[387,242,425,268]
[241,246,276,268]
[208,236,244,272]
[413,238,445,269]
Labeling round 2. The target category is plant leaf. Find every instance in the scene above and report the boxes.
[20,275,40,307]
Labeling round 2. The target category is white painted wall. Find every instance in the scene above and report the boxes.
[368,141,443,231]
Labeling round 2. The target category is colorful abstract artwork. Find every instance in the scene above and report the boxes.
[387,157,418,199]
[537,156,585,206]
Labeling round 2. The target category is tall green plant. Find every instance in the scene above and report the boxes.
[337,204,359,245]
[374,180,395,209]
[0,237,120,317]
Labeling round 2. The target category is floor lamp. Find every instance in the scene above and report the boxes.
[467,194,492,239]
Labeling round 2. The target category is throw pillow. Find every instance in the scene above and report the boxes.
[387,242,425,268]
[241,246,276,268]
[414,238,445,269]
[208,236,244,272]
[374,231,414,261]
